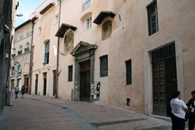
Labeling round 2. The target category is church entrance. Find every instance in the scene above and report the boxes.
[80,60,91,101]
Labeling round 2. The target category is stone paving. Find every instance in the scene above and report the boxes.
[0,94,172,130]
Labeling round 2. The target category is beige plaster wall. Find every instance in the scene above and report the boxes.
[106,0,195,113]
[31,0,58,96]
[30,0,195,115]
[57,0,195,114]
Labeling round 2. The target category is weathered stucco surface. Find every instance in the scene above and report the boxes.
[30,0,195,115]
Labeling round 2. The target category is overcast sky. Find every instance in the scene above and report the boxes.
[15,0,44,27]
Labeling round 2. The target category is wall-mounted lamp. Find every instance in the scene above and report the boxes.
[16,13,23,17]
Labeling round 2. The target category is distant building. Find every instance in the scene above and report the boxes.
[29,0,195,117]
[10,20,32,92]
[0,0,18,112]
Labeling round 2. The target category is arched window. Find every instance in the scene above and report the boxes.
[64,31,74,55]
[18,65,22,74]
[25,42,30,52]
[102,20,112,40]
[12,48,16,57]
[18,45,23,54]
[26,42,30,48]
[44,41,50,64]
[11,66,15,75]
[19,45,23,51]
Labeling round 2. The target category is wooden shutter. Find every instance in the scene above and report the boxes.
[44,41,50,64]
[126,59,132,85]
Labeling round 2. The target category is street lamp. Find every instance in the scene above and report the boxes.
[16,13,23,17]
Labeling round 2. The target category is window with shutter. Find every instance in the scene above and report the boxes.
[100,55,108,77]
[86,16,92,30]
[126,59,132,85]
[68,65,73,82]
[44,41,50,64]
[147,0,158,35]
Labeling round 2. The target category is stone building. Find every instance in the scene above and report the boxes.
[10,20,32,91]
[30,0,195,117]
[0,0,18,112]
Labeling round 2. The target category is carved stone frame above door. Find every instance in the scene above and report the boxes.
[71,41,97,101]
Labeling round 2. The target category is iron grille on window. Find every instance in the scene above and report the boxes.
[82,0,91,10]
[152,44,175,62]
[44,41,50,64]
[126,59,132,85]
[68,65,73,82]
[147,1,159,35]
[100,55,108,77]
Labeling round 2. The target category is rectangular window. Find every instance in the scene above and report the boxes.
[26,30,31,37]
[83,0,91,10]
[44,42,49,64]
[100,55,108,77]
[68,65,73,82]
[126,59,132,85]
[20,35,24,40]
[39,27,41,35]
[86,17,92,30]
[147,0,159,35]
[14,38,17,43]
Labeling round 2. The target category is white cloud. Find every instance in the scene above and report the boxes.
[15,0,44,27]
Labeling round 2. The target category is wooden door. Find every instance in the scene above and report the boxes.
[80,70,90,101]
[43,73,47,96]
[165,57,177,116]
[80,60,90,101]
[53,70,57,96]
[153,61,166,116]
[35,75,38,95]
[11,80,15,90]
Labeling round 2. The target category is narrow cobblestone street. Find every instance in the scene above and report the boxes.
[0,94,172,130]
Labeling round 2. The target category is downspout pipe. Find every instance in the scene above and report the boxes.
[29,21,34,94]
[55,0,61,98]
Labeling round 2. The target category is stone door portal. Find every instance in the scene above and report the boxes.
[152,43,177,116]
[70,41,97,101]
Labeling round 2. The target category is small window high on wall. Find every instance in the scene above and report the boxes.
[102,20,112,40]
[68,65,73,82]
[44,41,50,64]
[126,59,132,85]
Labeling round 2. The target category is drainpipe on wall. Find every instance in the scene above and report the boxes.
[55,0,61,98]
[29,21,34,94]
